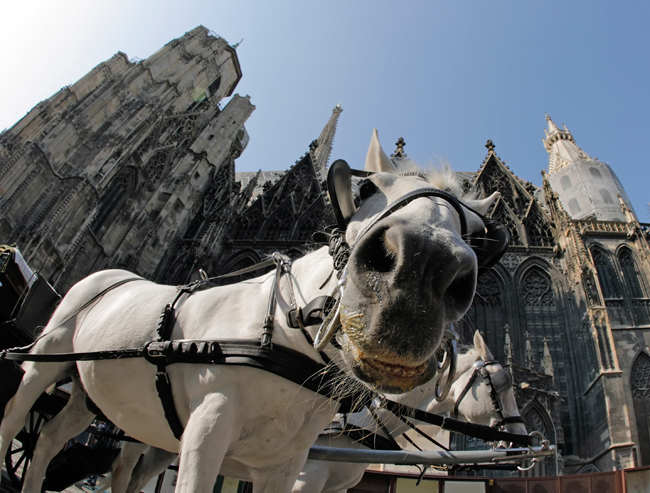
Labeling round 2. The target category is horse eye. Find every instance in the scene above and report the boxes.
[359,180,378,201]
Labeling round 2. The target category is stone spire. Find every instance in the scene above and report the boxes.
[391,137,407,160]
[504,323,513,367]
[310,104,343,177]
[542,337,555,378]
[543,114,590,174]
[525,330,535,368]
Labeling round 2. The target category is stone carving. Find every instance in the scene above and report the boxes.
[522,267,555,306]
[501,253,523,273]
[582,268,601,306]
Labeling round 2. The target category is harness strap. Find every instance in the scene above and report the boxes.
[398,416,450,452]
[341,424,401,451]
[286,296,337,329]
[1,347,145,362]
[367,406,401,451]
[383,400,533,447]
[452,370,480,418]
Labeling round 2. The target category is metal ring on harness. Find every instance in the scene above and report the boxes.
[313,276,346,351]
[432,336,457,401]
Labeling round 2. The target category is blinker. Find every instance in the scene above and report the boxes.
[326,159,510,271]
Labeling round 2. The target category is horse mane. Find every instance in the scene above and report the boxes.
[391,159,473,200]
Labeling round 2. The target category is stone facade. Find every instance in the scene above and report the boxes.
[0,26,253,290]
[1,27,649,478]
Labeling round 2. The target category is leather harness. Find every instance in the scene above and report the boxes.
[1,161,532,447]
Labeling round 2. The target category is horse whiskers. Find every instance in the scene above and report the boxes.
[461,234,501,243]
[309,361,375,415]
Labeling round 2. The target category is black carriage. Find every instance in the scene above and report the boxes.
[0,245,120,491]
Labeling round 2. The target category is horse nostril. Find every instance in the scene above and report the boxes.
[358,228,396,274]
[445,269,475,313]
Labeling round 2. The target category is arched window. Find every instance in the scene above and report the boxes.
[618,248,646,298]
[590,247,622,299]
[561,175,572,190]
[591,246,627,326]
[618,248,649,325]
[589,167,602,179]
[599,189,614,204]
[631,353,650,464]
[465,270,506,361]
[520,266,566,392]
[632,353,650,401]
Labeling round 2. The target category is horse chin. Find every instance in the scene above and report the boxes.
[337,330,436,393]
[353,359,436,393]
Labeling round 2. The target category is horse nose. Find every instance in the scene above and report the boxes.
[349,220,476,318]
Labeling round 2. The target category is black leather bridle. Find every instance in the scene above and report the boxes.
[452,359,526,432]
[326,159,510,275]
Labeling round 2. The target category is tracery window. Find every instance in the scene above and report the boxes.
[520,266,561,371]
[618,248,649,325]
[465,270,506,362]
[632,352,650,465]
[590,247,622,299]
[632,353,650,401]
[618,248,645,298]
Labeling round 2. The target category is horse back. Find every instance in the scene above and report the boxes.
[44,269,149,334]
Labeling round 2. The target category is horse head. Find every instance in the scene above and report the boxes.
[437,331,527,437]
[325,130,507,393]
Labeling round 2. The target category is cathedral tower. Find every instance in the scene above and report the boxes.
[544,115,635,221]
[0,27,254,289]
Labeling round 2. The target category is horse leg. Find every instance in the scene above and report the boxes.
[21,378,94,493]
[0,326,75,461]
[110,442,149,493]
[291,460,330,493]
[251,450,312,493]
[175,392,240,492]
[124,447,176,493]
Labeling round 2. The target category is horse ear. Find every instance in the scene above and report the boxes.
[464,191,500,216]
[364,129,394,173]
[327,160,356,227]
[473,330,494,360]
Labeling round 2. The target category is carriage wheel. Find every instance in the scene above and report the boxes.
[4,408,48,487]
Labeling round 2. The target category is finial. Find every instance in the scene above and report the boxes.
[485,139,495,153]
[334,103,342,111]
[545,113,551,121]
[391,137,407,159]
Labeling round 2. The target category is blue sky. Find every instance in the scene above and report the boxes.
[2,1,649,221]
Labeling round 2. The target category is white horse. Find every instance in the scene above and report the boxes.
[292,330,526,493]
[1,130,502,492]
[107,331,526,493]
